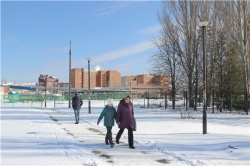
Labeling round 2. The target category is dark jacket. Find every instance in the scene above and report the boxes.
[72,94,83,110]
[98,105,116,127]
[116,99,134,129]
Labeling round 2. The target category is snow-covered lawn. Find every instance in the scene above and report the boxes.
[1,100,249,166]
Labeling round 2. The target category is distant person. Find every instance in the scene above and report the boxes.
[115,96,135,149]
[97,99,116,148]
[72,92,83,124]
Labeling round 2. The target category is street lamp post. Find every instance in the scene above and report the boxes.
[199,21,209,134]
[44,75,48,107]
[69,40,72,108]
[165,90,167,109]
[87,57,91,114]
[185,90,188,111]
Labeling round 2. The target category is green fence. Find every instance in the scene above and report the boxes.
[1,92,130,104]
[8,94,20,103]
[64,93,130,100]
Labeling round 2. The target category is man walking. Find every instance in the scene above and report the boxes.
[72,92,83,124]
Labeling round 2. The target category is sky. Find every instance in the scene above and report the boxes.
[1,99,250,166]
[1,0,162,83]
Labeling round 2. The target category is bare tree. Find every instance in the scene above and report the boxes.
[151,1,249,115]
[150,1,186,109]
[151,1,212,108]
[216,1,249,114]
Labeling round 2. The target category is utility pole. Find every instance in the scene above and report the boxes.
[87,57,91,114]
[199,21,209,134]
[45,75,48,108]
[69,40,72,108]
[194,51,198,111]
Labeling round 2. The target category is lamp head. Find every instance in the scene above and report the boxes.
[199,21,209,27]
[87,57,91,62]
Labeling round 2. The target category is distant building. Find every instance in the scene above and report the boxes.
[96,70,107,87]
[150,75,170,86]
[71,68,121,88]
[38,74,59,94]
[71,68,85,88]
[137,74,153,84]
[96,70,121,87]
[121,74,170,98]
[122,76,137,87]
[1,82,37,94]
[58,82,69,88]
[56,82,69,95]
[71,68,96,88]
[122,74,169,87]
[35,71,169,98]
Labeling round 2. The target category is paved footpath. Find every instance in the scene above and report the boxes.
[44,108,184,166]
[1,107,185,166]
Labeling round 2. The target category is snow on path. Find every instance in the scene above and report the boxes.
[2,104,249,166]
[1,107,194,166]
[45,108,188,166]
[1,108,107,166]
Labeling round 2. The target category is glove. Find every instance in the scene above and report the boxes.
[97,121,100,125]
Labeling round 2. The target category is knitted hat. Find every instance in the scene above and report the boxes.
[124,95,130,99]
[108,99,114,105]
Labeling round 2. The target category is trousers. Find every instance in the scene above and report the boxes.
[74,109,80,123]
[105,127,113,143]
[116,127,133,146]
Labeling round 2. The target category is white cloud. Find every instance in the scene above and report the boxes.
[95,65,101,71]
[89,40,155,64]
[137,24,162,35]
[112,57,149,76]
[96,1,141,17]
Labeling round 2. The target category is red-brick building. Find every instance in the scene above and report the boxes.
[71,68,121,88]
[71,68,97,88]
[121,74,170,98]
[38,74,59,93]
[96,70,121,87]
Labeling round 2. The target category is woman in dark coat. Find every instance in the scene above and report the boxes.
[115,96,135,149]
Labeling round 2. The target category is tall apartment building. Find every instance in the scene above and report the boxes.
[96,70,106,87]
[71,68,121,88]
[71,68,96,88]
[96,70,121,87]
[107,70,121,87]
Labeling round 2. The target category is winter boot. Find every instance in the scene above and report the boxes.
[129,145,135,149]
[110,142,115,148]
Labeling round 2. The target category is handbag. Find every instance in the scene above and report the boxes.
[133,117,136,131]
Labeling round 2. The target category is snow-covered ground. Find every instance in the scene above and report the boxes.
[1,99,249,166]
